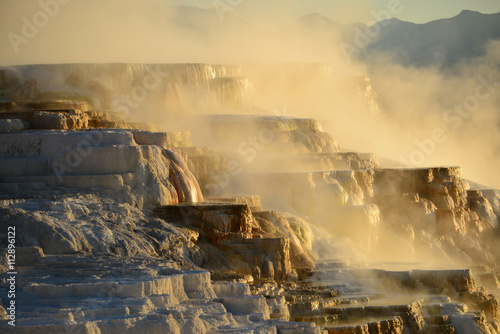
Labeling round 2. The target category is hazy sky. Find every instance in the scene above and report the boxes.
[1,0,499,65]
[165,0,500,24]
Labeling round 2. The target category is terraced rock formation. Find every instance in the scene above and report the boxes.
[1,65,500,333]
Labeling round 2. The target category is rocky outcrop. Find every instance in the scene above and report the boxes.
[3,64,500,334]
[31,110,89,130]
[0,196,320,332]
[307,267,500,333]
[0,254,326,334]
[373,167,499,264]
[154,204,316,281]
[0,129,203,208]
[0,196,201,258]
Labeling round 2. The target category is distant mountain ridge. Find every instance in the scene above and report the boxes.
[164,6,500,68]
[296,10,500,67]
[361,10,500,67]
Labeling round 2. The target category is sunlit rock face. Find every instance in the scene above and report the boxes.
[205,115,342,155]
[154,203,316,282]
[181,114,382,260]
[0,118,318,333]
[2,62,500,334]
[0,128,203,208]
[372,167,499,265]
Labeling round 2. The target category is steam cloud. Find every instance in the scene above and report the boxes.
[1,0,500,189]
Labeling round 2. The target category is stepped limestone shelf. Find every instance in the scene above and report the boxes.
[197,114,342,154]
[257,152,380,172]
[303,266,500,333]
[187,152,379,180]
[0,100,92,112]
[0,129,202,207]
[2,66,500,333]
[179,129,500,267]
[204,195,264,211]
[0,254,304,334]
[374,167,465,195]
[205,114,326,133]
[0,100,95,131]
[0,197,320,332]
[0,173,134,193]
[1,120,499,332]
[219,170,373,213]
[0,157,52,177]
[1,63,379,116]
[5,251,496,333]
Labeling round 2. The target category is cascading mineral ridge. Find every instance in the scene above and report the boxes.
[1,61,500,334]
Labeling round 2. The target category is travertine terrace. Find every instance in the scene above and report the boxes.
[1,64,500,333]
